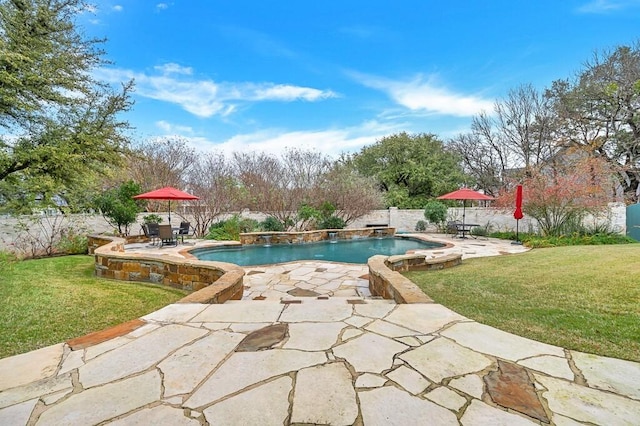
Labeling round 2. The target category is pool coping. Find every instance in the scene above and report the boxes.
[89,235,244,304]
[90,232,461,306]
[186,233,449,267]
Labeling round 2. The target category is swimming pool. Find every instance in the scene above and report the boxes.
[191,236,443,266]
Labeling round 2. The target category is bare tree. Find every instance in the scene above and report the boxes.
[452,84,557,195]
[184,153,240,237]
[448,132,504,196]
[232,151,290,221]
[125,137,197,212]
[232,148,332,227]
[126,137,197,190]
[320,162,384,224]
[496,84,556,172]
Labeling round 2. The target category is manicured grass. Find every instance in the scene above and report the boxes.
[0,255,188,359]
[405,245,640,362]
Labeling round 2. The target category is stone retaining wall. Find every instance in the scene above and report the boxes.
[367,253,462,304]
[89,235,244,304]
[240,227,395,245]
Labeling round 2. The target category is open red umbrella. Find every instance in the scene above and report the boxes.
[437,188,495,228]
[133,186,199,224]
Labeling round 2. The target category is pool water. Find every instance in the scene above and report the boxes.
[192,236,443,266]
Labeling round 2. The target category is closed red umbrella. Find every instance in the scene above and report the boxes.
[133,186,199,224]
[437,188,495,228]
[514,185,524,220]
[513,184,524,244]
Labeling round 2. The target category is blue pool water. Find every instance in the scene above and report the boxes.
[192,237,443,266]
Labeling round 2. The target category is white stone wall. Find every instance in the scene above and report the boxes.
[0,203,627,251]
[348,203,627,234]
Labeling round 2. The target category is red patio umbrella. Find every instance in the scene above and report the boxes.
[133,186,199,224]
[513,184,524,244]
[437,188,495,228]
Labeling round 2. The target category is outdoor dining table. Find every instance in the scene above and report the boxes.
[455,223,480,239]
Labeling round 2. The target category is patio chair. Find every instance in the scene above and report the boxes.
[147,222,160,245]
[446,220,461,237]
[158,224,177,247]
[177,221,192,243]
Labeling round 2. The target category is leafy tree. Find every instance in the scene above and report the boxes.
[423,200,448,227]
[547,42,640,202]
[294,201,347,230]
[0,0,133,213]
[352,132,465,208]
[296,204,322,231]
[93,181,143,236]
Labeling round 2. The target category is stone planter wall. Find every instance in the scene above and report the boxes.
[240,227,395,245]
[367,253,462,304]
[89,235,244,304]
[385,253,462,272]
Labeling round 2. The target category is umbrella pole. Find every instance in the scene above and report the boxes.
[168,200,171,225]
[512,219,523,245]
[462,201,466,227]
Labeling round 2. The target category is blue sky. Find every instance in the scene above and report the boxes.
[82,0,640,158]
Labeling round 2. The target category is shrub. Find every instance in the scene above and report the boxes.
[10,214,91,258]
[424,200,448,227]
[415,220,427,232]
[296,202,345,231]
[142,214,163,224]
[206,215,259,240]
[488,231,634,247]
[524,234,635,248]
[318,216,346,230]
[56,231,89,255]
[261,216,285,232]
[471,222,492,237]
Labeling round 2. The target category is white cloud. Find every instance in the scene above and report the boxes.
[154,63,193,75]
[95,65,338,118]
[156,3,169,11]
[152,120,400,158]
[113,5,123,12]
[577,0,640,13]
[353,72,493,117]
[249,84,336,102]
[155,120,193,134]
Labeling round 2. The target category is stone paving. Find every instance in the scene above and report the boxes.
[1,235,639,425]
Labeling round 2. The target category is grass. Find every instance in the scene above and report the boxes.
[0,255,188,359]
[405,245,640,362]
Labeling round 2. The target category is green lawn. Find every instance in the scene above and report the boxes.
[405,245,640,362]
[0,255,188,359]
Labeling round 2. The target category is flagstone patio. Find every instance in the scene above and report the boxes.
[0,235,638,425]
